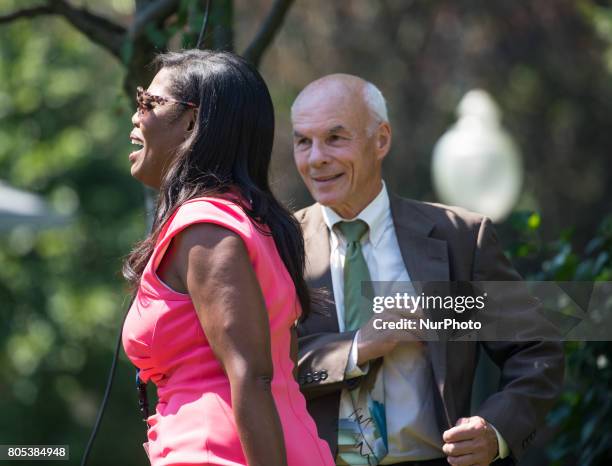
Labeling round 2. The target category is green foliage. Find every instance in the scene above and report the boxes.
[545,218,612,466]
[508,212,612,465]
[579,0,612,75]
[0,13,148,464]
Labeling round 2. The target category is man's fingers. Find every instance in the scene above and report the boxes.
[443,417,497,466]
[443,424,477,443]
[442,439,475,457]
[443,416,487,443]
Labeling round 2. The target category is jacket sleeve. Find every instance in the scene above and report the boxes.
[296,328,365,400]
[473,218,565,463]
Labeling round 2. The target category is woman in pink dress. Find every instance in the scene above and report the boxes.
[121,50,335,466]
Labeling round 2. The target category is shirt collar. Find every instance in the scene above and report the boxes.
[321,181,390,248]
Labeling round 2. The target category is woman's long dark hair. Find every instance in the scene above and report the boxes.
[123,50,311,318]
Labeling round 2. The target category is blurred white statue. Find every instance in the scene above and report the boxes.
[432,89,523,222]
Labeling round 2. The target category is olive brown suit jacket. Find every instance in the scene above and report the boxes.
[295,194,564,465]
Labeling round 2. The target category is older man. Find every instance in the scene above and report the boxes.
[291,74,564,466]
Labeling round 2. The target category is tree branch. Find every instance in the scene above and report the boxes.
[49,0,126,59]
[0,6,54,24]
[0,2,126,58]
[243,0,295,68]
[128,0,181,40]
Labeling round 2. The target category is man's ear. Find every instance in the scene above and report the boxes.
[375,121,392,161]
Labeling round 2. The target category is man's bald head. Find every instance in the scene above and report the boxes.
[291,74,388,134]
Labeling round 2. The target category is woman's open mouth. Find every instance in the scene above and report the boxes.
[129,136,144,161]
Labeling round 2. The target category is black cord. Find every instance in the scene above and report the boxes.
[136,369,150,421]
[80,299,133,466]
[196,0,212,49]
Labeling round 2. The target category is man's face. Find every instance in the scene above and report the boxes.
[292,84,387,219]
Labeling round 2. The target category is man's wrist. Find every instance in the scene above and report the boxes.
[489,422,509,460]
[345,331,369,378]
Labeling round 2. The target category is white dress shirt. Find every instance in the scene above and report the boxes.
[321,182,509,464]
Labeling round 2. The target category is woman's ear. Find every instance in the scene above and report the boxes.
[186,108,198,132]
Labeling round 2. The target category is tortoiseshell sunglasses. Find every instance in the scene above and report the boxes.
[136,86,199,113]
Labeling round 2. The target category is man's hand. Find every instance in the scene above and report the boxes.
[356,308,423,365]
[442,416,498,466]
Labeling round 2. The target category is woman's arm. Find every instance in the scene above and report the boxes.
[171,222,287,466]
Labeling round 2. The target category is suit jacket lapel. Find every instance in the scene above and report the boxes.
[301,204,339,333]
[389,193,456,428]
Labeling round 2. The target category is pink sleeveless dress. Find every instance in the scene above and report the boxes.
[122,196,334,466]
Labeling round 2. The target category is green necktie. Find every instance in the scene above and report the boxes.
[336,220,388,465]
[336,220,373,331]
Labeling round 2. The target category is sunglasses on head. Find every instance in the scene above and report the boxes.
[136,86,199,113]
